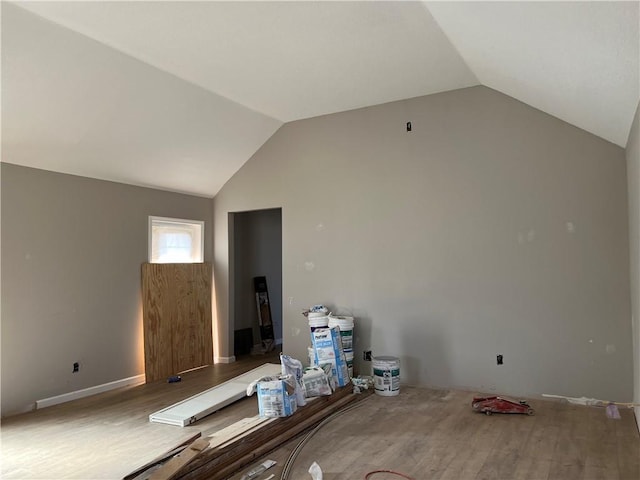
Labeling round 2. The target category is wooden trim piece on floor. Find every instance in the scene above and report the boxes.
[148,438,210,480]
[207,416,275,449]
[123,433,202,480]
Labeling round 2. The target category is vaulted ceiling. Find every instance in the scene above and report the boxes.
[2,1,638,197]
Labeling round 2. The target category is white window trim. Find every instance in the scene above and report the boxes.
[148,216,205,263]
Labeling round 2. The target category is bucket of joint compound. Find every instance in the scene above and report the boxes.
[344,350,354,378]
[308,346,317,367]
[308,312,329,331]
[328,315,354,351]
[373,356,400,396]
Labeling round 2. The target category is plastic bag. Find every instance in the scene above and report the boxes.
[308,462,323,480]
[280,353,307,407]
[302,367,332,397]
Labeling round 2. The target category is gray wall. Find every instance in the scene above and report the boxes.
[214,86,633,401]
[626,102,640,426]
[232,209,283,347]
[1,163,213,416]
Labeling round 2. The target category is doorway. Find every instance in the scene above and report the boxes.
[230,208,282,356]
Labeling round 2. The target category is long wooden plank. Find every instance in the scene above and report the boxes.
[207,416,272,448]
[207,391,365,480]
[149,438,210,480]
[123,433,202,480]
[215,418,278,449]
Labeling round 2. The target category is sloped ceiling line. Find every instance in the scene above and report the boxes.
[2,1,638,197]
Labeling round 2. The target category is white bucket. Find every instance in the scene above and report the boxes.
[328,315,354,351]
[308,312,329,331]
[344,350,354,378]
[373,356,400,397]
[308,346,317,367]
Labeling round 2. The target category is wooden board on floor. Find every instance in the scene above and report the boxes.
[142,263,213,383]
[172,385,369,480]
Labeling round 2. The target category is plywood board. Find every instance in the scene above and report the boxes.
[149,363,281,427]
[142,263,213,383]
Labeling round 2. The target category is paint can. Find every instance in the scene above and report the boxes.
[327,315,354,351]
[344,349,354,378]
[308,312,329,331]
[373,356,400,396]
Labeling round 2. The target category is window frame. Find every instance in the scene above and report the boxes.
[148,215,205,264]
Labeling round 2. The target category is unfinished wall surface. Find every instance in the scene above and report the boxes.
[232,209,283,347]
[1,163,213,416]
[626,102,640,427]
[214,86,632,401]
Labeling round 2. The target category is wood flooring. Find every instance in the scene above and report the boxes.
[2,353,638,480]
[246,388,639,480]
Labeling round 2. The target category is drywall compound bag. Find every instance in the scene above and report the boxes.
[302,367,332,397]
[280,353,307,407]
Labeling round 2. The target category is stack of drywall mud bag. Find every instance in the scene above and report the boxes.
[248,305,355,418]
[306,305,354,381]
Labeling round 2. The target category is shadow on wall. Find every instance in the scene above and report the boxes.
[399,321,451,388]
[351,310,372,377]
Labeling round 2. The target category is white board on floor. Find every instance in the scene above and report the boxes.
[149,363,281,427]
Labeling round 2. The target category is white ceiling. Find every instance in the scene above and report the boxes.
[2,1,638,197]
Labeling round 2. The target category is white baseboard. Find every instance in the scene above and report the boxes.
[214,356,236,364]
[36,374,145,410]
[276,338,283,346]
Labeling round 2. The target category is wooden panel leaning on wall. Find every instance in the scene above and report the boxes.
[142,263,213,383]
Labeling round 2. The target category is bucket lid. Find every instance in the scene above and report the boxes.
[328,314,354,321]
[328,318,354,329]
[308,317,329,326]
[372,355,399,364]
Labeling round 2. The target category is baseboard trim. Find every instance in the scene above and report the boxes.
[36,374,145,410]
[214,356,236,364]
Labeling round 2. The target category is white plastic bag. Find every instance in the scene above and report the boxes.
[302,367,332,397]
[308,462,323,480]
[280,353,307,407]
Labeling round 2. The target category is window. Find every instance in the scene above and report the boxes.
[149,216,204,263]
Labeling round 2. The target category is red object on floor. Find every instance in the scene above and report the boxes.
[472,396,534,415]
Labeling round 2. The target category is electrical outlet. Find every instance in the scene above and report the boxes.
[496,354,503,365]
[73,362,80,373]
[363,350,372,361]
